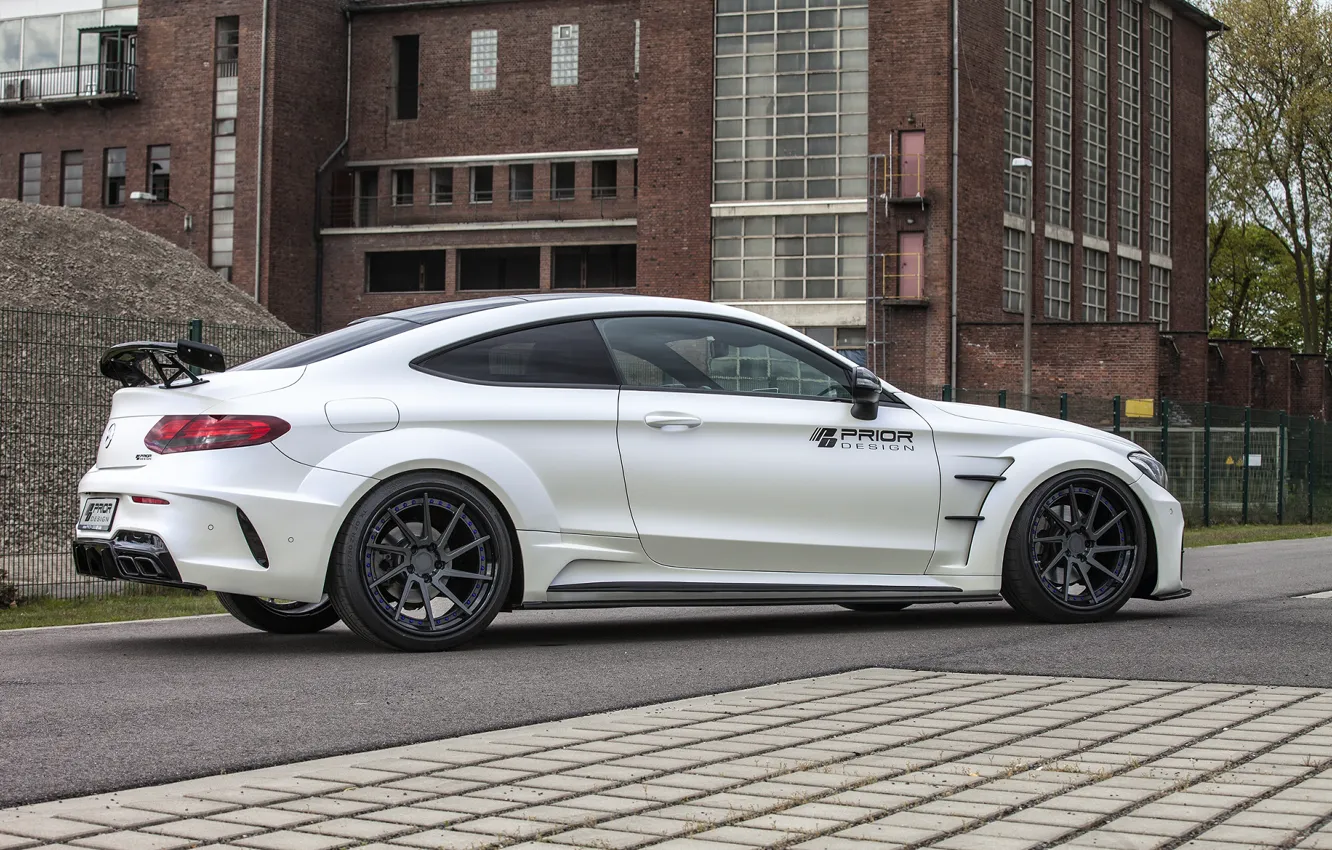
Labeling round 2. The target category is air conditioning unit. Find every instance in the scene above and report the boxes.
[2,79,28,100]
[557,25,575,39]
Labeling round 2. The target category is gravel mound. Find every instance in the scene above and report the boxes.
[0,199,287,328]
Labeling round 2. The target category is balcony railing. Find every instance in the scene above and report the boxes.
[324,188,638,230]
[872,252,926,301]
[0,62,138,108]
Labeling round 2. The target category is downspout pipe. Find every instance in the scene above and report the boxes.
[314,10,353,334]
[253,0,271,302]
[948,0,960,391]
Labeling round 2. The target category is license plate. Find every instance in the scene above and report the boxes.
[78,497,118,533]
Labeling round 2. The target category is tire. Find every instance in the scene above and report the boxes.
[839,603,912,612]
[328,472,514,652]
[1001,469,1147,624]
[216,592,340,634]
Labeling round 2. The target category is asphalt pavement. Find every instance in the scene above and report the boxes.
[2,536,1330,808]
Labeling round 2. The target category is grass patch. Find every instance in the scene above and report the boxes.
[1184,523,1332,549]
[0,590,223,631]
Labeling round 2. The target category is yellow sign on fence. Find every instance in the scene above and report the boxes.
[1124,399,1155,418]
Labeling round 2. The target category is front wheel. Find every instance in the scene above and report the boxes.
[328,472,513,652]
[216,592,340,634]
[1002,470,1147,623]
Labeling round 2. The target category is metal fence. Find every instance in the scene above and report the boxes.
[0,309,305,600]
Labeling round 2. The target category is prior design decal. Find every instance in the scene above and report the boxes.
[810,428,916,451]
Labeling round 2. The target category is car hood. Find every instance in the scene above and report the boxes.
[910,397,1145,455]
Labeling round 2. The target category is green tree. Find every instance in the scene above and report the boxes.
[1209,0,1332,353]
[1209,219,1302,346]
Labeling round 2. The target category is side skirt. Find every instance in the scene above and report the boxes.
[523,585,1004,610]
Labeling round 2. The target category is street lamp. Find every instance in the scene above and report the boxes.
[130,191,194,233]
[1011,157,1034,406]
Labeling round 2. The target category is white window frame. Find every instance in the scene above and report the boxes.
[1002,226,1026,313]
[1149,10,1172,258]
[1003,0,1034,217]
[1044,238,1072,320]
[1149,264,1170,329]
[1118,256,1141,321]
[1084,0,1108,240]
[1118,0,1141,248]
[1084,248,1107,322]
[1045,0,1073,229]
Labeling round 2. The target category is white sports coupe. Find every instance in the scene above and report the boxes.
[75,294,1188,651]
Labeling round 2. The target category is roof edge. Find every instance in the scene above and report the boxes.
[1165,0,1227,33]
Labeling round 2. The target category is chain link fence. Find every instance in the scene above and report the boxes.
[0,309,305,600]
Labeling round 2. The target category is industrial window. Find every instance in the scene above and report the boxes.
[1045,0,1072,229]
[553,244,637,288]
[366,250,445,293]
[1118,256,1141,321]
[551,162,575,200]
[1149,10,1172,258]
[470,29,497,91]
[430,168,453,205]
[19,153,40,204]
[104,147,126,207]
[1044,239,1071,320]
[712,0,869,204]
[458,247,540,290]
[551,24,578,86]
[1084,249,1107,322]
[1002,227,1026,313]
[711,213,866,301]
[591,161,617,200]
[1150,265,1170,329]
[61,151,83,207]
[392,35,420,120]
[1084,0,1108,239]
[148,145,171,201]
[634,19,640,79]
[392,169,414,206]
[1003,0,1034,217]
[215,17,239,78]
[355,170,378,227]
[509,164,533,202]
[1118,0,1141,248]
[470,165,493,203]
[796,326,867,366]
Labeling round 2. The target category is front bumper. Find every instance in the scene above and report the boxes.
[1130,475,1188,600]
[75,445,372,602]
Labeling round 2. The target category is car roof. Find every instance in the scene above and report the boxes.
[369,293,630,326]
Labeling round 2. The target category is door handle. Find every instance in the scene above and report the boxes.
[644,412,702,430]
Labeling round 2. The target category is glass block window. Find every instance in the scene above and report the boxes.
[634,19,640,79]
[19,153,40,204]
[1004,0,1034,217]
[551,24,578,86]
[1084,0,1108,239]
[1044,239,1071,320]
[711,213,866,301]
[1118,256,1141,321]
[1084,248,1107,321]
[712,0,869,203]
[1045,0,1073,229]
[1118,0,1141,248]
[1003,226,1026,313]
[1149,10,1172,257]
[1150,265,1170,329]
[470,29,498,91]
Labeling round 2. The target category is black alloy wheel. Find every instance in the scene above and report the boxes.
[1002,470,1146,623]
[329,472,513,651]
[215,592,340,634]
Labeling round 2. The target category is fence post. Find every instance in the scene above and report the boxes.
[187,318,203,376]
[1202,402,1211,527]
[1161,399,1171,473]
[1242,406,1251,525]
[1278,411,1287,525]
[998,390,1007,409]
[1113,396,1121,435]
[1310,417,1317,524]
[942,385,952,402]
[1059,393,1068,420]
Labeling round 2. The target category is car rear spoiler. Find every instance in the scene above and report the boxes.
[99,340,227,389]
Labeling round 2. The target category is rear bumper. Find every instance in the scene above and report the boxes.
[73,533,204,590]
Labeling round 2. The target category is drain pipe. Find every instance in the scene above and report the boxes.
[948,0,960,390]
[314,10,353,334]
[253,0,271,302]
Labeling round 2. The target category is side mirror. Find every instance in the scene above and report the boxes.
[850,366,881,421]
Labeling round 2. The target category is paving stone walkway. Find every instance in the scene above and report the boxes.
[6,668,1332,850]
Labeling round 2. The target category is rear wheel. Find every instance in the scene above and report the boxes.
[839,603,912,612]
[216,592,340,634]
[328,472,513,652]
[1002,470,1146,623]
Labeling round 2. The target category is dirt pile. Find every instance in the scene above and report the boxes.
[0,199,287,327]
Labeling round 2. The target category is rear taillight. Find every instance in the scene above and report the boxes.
[145,415,290,454]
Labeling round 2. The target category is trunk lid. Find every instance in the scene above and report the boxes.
[95,367,304,469]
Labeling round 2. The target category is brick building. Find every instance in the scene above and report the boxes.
[1,0,1234,405]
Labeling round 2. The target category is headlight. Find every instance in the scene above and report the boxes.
[1129,452,1168,489]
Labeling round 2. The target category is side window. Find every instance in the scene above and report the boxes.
[418,320,618,386]
[598,316,851,399]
